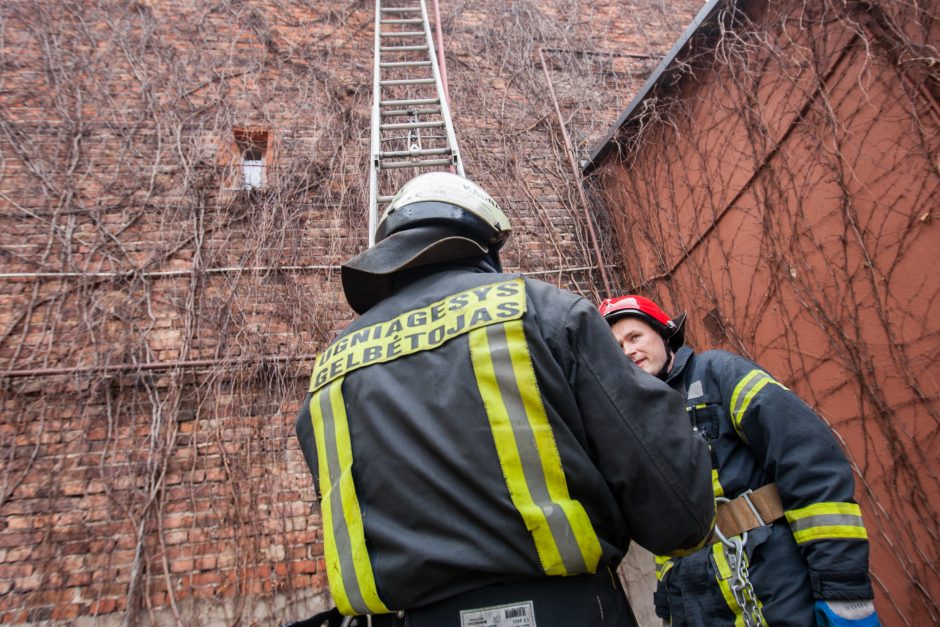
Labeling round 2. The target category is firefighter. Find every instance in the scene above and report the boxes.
[598,294,880,627]
[291,173,714,627]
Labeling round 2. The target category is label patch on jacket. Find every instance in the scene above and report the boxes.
[311,278,526,391]
[460,601,536,626]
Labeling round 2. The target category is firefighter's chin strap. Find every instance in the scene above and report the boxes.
[654,343,674,381]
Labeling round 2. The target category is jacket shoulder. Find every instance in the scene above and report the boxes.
[521,276,580,306]
[678,349,759,393]
[692,348,762,372]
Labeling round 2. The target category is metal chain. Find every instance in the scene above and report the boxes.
[722,535,765,627]
[713,496,765,627]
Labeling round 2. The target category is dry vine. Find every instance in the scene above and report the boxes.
[591,1,938,624]
[0,0,701,624]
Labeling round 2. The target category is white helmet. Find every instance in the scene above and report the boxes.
[375,172,510,247]
[341,173,512,314]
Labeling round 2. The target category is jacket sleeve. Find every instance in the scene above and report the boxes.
[565,298,715,556]
[714,352,874,600]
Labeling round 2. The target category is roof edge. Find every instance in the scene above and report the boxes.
[582,0,730,174]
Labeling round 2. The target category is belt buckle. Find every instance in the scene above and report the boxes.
[740,489,766,528]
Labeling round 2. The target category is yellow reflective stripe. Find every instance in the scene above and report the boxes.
[711,544,767,627]
[503,321,603,573]
[791,525,868,543]
[470,324,563,574]
[470,321,602,576]
[310,387,351,613]
[786,501,863,520]
[712,469,725,498]
[310,379,390,615]
[729,370,786,441]
[311,278,526,391]
[655,555,674,581]
[785,502,868,543]
[712,543,746,627]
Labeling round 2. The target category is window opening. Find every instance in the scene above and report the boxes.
[234,129,269,190]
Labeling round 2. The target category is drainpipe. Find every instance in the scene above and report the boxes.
[538,48,612,298]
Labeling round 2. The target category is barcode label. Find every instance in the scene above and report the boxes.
[505,607,528,618]
[460,600,536,626]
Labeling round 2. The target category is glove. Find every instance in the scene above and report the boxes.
[815,600,880,626]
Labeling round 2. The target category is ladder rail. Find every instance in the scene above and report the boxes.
[418,0,463,177]
[369,0,464,247]
[369,1,383,246]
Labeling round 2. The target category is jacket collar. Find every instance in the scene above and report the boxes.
[665,345,695,386]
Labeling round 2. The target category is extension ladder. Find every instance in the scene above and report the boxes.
[368,0,465,246]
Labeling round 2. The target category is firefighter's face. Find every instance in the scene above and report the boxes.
[610,317,670,376]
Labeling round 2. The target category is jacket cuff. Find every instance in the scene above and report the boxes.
[810,569,874,600]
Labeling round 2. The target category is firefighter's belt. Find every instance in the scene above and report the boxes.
[715,483,784,538]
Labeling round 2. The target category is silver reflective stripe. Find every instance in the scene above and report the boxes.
[788,513,865,533]
[730,371,765,423]
[729,370,785,439]
[318,385,369,614]
[485,324,588,573]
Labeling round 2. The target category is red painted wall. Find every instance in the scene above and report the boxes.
[591,1,939,624]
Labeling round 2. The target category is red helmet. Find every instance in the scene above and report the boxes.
[598,294,687,351]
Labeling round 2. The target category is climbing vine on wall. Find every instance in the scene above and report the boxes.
[591,1,938,624]
[0,0,698,623]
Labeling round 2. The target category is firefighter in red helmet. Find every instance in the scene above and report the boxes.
[599,295,686,380]
[290,175,714,627]
[598,294,879,627]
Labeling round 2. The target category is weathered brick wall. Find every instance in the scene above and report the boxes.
[0,1,701,624]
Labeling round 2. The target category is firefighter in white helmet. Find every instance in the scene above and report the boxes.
[292,172,714,626]
[599,295,879,627]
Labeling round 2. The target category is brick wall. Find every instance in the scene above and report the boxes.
[0,1,701,624]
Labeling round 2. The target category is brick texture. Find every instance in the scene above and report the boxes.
[0,1,701,624]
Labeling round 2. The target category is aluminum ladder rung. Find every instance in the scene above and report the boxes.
[380,31,425,38]
[370,0,465,245]
[380,158,453,169]
[380,61,431,68]
[380,78,435,86]
[381,97,439,106]
[381,107,441,117]
[380,45,429,52]
[381,121,444,130]
[379,134,447,143]
[380,147,451,158]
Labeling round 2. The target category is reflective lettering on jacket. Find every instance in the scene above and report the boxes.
[307,278,601,611]
[310,279,525,391]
